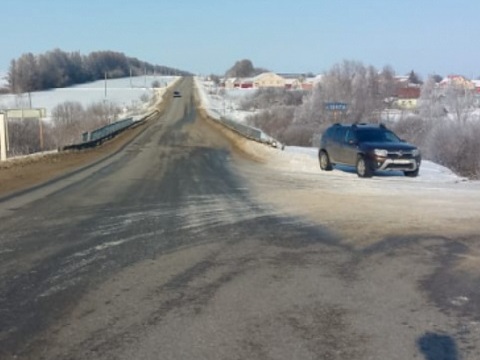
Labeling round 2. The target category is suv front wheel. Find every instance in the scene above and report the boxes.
[319,150,333,171]
[356,155,373,178]
[404,168,419,177]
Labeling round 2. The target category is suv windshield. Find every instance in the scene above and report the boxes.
[356,128,400,143]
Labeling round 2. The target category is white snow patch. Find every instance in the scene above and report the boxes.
[0,248,14,255]
[195,77,258,124]
[94,239,132,251]
[281,146,465,183]
[451,296,469,306]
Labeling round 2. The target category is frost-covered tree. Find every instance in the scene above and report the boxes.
[294,60,395,130]
[413,75,480,178]
[443,83,475,123]
[418,76,445,121]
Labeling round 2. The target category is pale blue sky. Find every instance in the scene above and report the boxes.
[2,0,479,78]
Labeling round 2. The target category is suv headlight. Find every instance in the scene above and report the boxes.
[412,149,421,157]
[373,149,388,157]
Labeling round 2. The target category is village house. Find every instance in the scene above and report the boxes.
[253,72,286,88]
[394,87,421,110]
[224,77,241,89]
[439,75,475,90]
[222,72,322,91]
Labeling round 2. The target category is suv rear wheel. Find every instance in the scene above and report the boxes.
[356,155,373,178]
[319,150,333,171]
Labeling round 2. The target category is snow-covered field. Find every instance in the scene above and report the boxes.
[0,76,177,120]
[197,79,256,124]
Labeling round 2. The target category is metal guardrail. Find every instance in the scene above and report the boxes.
[216,114,282,148]
[219,116,262,140]
[82,118,134,142]
[62,113,155,151]
[194,77,282,149]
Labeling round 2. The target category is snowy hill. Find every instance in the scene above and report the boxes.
[0,76,177,118]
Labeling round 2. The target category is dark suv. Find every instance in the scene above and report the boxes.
[319,123,421,177]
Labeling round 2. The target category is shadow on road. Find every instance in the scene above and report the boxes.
[417,332,460,360]
[334,164,405,177]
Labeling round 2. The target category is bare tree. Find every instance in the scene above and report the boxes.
[51,102,85,146]
[424,121,480,178]
[418,76,445,121]
[240,88,304,110]
[51,100,121,147]
[6,119,41,156]
[443,83,475,124]
[89,101,121,128]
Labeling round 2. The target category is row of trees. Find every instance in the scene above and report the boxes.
[8,49,190,93]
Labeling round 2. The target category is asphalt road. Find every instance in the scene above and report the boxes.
[0,77,479,359]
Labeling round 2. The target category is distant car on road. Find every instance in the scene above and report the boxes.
[319,123,421,177]
[173,91,181,98]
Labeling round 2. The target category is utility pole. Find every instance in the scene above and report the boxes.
[104,71,108,98]
[39,118,44,151]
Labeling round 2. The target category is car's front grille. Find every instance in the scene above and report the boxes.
[387,163,415,170]
[387,151,414,160]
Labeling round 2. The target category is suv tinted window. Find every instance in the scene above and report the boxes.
[345,129,356,143]
[325,127,336,139]
[356,128,400,143]
[333,127,347,143]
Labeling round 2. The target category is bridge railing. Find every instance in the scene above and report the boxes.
[194,77,281,148]
[62,113,153,151]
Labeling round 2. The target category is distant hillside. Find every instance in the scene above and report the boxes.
[7,49,191,93]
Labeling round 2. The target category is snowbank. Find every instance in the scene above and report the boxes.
[281,146,465,183]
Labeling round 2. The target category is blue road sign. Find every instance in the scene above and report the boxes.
[325,102,348,111]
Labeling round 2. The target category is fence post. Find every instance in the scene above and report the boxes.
[0,113,6,161]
